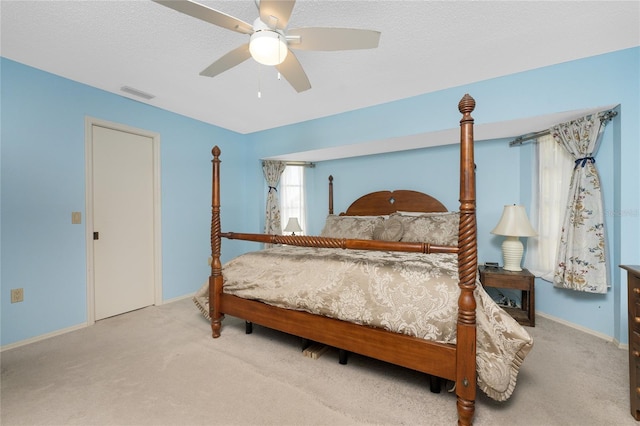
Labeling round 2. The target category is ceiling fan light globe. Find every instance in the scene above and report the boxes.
[249,30,288,66]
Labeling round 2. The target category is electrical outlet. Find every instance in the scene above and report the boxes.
[11,288,24,303]
[71,212,82,224]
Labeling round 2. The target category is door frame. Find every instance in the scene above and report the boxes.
[84,117,162,325]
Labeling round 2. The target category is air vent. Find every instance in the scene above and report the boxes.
[120,86,155,100]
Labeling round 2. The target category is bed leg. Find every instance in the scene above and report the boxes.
[457,397,474,426]
[338,349,349,365]
[429,375,441,394]
[245,321,253,334]
[210,275,222,338]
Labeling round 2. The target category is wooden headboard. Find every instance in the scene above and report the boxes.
[328,175,448,216]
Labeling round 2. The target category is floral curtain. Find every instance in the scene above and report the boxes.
[262,161,286,240]
[551,115,609,293]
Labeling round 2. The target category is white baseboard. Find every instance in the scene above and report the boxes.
[614,338,629,351]
[537,311,628,350]
[1,294,196,352]
[1,322,88,352]
[161,292,195,305]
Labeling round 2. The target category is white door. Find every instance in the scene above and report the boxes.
[91,124,156,320]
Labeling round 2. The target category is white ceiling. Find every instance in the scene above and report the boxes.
[1,1,638,135]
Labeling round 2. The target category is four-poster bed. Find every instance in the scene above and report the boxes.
[203,95,532,425]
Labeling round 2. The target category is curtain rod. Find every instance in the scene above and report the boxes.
[508,109,618,147]
[285,161,315,168]
[262,160,315,168]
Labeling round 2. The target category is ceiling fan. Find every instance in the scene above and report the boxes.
[153,0,381,92]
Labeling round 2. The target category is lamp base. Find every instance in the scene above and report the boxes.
[502,236,524,272]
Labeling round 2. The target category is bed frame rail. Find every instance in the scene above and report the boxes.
[221,232,458,254]
[222,294,457,379]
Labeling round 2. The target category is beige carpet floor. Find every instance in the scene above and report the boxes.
[1,297,634,425]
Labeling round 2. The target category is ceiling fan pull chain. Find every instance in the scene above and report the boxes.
[257,64,262,99]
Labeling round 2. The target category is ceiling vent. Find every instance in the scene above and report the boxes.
[120,86,155,100]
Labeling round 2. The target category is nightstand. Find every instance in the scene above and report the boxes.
[479,265,535,327]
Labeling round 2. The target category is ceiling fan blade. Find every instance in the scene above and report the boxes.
[275,50,311,93]
[153,0,253,35]
[259,0,295,30]
[287,27,381,51]
[199,44,251,78]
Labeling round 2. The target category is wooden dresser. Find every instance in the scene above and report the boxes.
[622,265,640,421]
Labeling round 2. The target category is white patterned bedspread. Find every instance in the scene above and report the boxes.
[210,245,533,401]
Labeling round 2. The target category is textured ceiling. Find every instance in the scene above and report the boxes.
[1,1,638,134]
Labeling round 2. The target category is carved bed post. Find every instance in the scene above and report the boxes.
[456,94,477,426]
[210,146,223,338]
[328,175,334,215]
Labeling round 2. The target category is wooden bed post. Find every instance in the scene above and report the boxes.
[210,146,223,338]
[456,94,477,426]
[328,175,334,215]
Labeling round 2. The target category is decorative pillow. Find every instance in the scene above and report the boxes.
[373,217,404,241]
[320,215,384,240]
[395,212,459,246]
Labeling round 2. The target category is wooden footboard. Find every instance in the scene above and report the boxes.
[221,293,457,379]
[209,94,477,425]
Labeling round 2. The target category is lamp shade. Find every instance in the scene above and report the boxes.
[491,205,537,272]
[491,205,537,237]
[284,217,302,234]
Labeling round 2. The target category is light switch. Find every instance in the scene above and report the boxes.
[71,212,82,224]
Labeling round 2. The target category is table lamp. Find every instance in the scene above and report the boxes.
[491,205,537,271]
[284,217,303,236]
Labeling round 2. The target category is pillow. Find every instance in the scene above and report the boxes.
[395,212,459,246]
[395,210,429,217]
[320,215,383,240]
[373,217,404,241]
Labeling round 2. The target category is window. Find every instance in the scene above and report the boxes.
[280,165,306,234]
[525,134,573,282]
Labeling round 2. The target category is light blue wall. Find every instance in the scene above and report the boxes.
[246,47,639,345]
[1,58,249,346]
[2,47,638,347]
